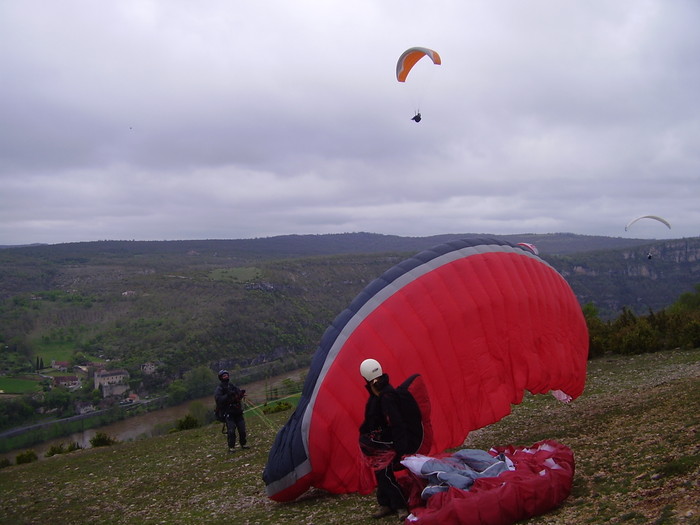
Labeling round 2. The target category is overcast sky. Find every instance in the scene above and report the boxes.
[1,1,698,245]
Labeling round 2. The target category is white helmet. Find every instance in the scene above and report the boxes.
[360,358,383,382]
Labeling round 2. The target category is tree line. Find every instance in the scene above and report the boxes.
[2,283,699,436]
[584,284,700,358]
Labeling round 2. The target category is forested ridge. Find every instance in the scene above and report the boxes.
[1,232,699,387]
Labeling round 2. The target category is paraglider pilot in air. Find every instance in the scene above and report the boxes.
[214,370,248,451]
[411,111,422,123]
[359,359,410,521]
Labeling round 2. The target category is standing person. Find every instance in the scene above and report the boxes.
[359,358,410,521]
[214,370,248,452]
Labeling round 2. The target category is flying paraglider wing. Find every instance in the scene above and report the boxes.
[625,215,671,232]
[262,237,588,503]
[396,47,442,82]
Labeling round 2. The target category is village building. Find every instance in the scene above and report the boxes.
[75,401,96,415]
[141,362,157,375]
[53,375,81,390]
[51,360,70,372]
[94,369,130,398]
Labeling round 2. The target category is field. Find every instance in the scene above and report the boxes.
[0,377,42,394]
[32,340,79,360]
[0,349,698,525]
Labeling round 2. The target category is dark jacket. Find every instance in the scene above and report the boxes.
[359,374,410,456]
[215,381,245,417]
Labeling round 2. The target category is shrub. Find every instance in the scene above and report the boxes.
[0,457,11,469]
[45,443,66,457]
[66,442,83,452]
[586,316,610,358]
[186,401,209,426]
[262,401,292,415]
[680,319,700,349]
[90,432,117,447]
[16,449,38,464]
[175,414,200,431]
[617,318,660,355]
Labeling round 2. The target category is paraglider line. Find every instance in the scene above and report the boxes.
[243,397,278,431]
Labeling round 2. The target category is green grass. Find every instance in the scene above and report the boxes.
[209,267,261,282]
[658,454,700,478]
[0,377,42,394]
[31,340,77,363]
[1,349,698,525]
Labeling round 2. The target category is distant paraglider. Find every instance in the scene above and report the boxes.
[396,47,441,122]
[625,215,671,232]
[625,216,670,260]
[396,47,442,82]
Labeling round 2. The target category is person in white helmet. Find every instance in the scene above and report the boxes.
[359,358,410,521]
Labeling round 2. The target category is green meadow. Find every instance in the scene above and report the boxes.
[0,377,42,394]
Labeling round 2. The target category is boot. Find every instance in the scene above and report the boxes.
[397,508,409,521]
[371,505,393,519]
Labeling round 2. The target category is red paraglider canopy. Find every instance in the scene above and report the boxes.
[263,238,588,503]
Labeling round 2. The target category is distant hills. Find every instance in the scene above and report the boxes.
[1,232,698,380]
[1,232,698,312]
[0,243,47,250]
[0,231,663,258]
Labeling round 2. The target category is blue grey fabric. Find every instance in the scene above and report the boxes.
[421,456,467,476]
[418,449,510,499]
[421,484,450,498]
[436,470,479,490]
[452,449,502,471]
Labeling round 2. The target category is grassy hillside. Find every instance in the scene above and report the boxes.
[1,349,698,525]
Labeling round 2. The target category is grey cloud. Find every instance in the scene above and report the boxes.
[0,1,698,244]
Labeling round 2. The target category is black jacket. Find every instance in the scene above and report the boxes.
[359,374,410,456]
[214,381,245,417]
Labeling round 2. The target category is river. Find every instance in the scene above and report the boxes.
[1,368,307,463]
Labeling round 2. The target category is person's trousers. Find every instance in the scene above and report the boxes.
[374,464,406,511]
[225,413,246,448]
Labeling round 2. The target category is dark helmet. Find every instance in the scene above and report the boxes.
[218,369,230,381]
